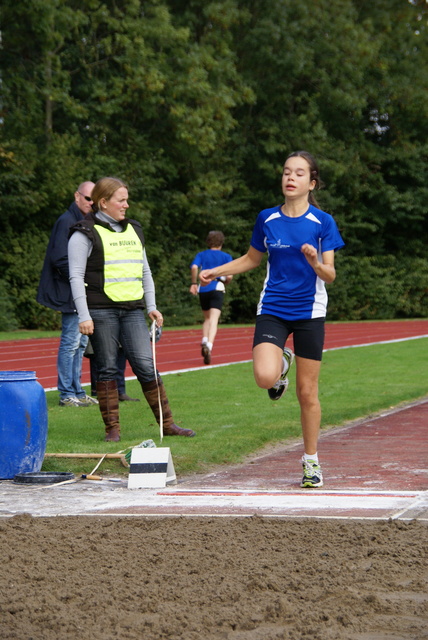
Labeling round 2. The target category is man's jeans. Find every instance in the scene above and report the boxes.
[57,312,88,401]
[89,308,155,383]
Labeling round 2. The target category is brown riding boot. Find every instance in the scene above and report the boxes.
[96,380,121,442]
[141,379,195,437]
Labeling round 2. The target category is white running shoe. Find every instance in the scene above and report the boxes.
[301,457,324,488]
[268,347,294,401]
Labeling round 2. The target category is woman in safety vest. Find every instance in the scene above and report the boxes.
[68,176,195,442]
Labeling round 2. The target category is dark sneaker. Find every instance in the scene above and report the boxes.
[119,394,140,402]
[301,457,324,488]
[267,346,294,401]
[201,344,211,365]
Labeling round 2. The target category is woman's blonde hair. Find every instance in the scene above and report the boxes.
[91,177,128,210]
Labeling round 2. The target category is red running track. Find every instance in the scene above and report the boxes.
[1,320,427,391]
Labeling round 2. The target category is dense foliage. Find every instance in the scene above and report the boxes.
[1,0,427,328]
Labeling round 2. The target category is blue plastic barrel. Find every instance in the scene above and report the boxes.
[0,371,48,480]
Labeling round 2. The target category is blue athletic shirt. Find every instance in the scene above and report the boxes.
[250,204,345,321]
[191,249,233,292]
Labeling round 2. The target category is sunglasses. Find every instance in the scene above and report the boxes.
[78,192,93,202]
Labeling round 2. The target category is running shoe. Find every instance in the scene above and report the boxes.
[59,396,91,407]
[80,394,99,405]
[300,457,324,488]
[267,346,294,401]
[201,344,211,365]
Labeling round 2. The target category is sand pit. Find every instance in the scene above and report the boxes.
[1,514,426,639]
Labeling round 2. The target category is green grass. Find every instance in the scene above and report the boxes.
[0,330,62,340]
[41,338,428,478]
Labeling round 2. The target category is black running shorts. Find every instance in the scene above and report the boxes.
[199,290,225,311]
[252,314,325,361]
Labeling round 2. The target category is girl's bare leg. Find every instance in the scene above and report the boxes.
[202,308,222,346]
[253,345,321,455]
[252,342,284,389]
[295,356,321,455]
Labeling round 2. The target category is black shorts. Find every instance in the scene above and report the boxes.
[252,314,325,361]
[199,290,225,311]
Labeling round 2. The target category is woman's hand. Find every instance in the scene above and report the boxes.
[189,283,199,296]
[301,244,336,284]
[200,248,263,285]
[79,320,94,335]
[301,243,319,268]
[149,310,164,328]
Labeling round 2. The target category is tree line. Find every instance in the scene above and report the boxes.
[1,0,427,330]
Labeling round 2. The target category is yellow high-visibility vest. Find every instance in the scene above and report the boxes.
[94,224,144,302]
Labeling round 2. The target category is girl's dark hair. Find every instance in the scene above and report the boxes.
[206,230,225,248]
[286,150,323,208]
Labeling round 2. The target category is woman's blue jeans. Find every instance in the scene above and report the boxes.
[89,308,156,384]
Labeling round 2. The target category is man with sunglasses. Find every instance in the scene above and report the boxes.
[37,182,99,406]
